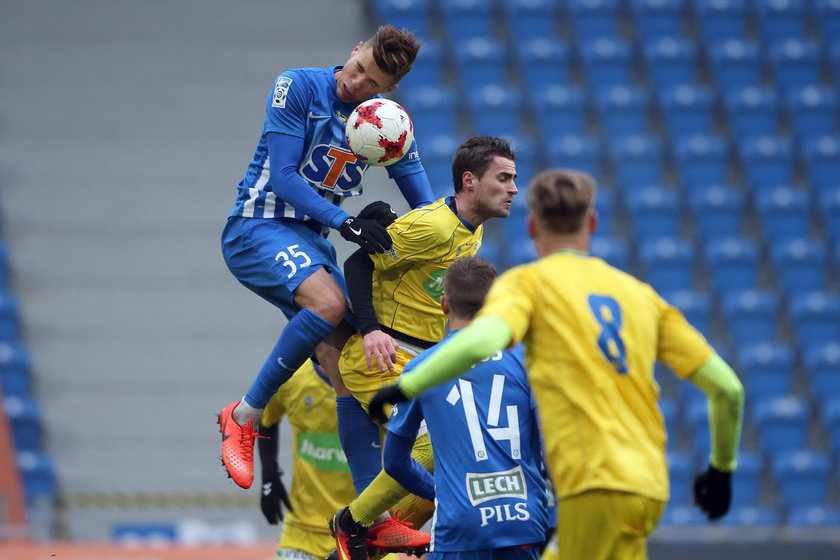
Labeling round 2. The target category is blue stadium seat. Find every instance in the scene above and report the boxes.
[372,0,432,37]
[0,291,20,342]
[508,136,537,190]
[508,240,539,267]
[642,37,698,91]
[579,38,634,88]
[400,86,458,141]
[768,39,822,92]
[720,505,782,527]
[755,0,808,41]
[662,290,712,337]
[674,134,729,188]
[660,503,709,526]
[817,188,840,241]
[592,189,616,236]
[693,0,749,43]
[732,451,762,507]
[801,135,840,191]
[753,396,810,459]
[805,342,840,406]
[466,85,523,138]
[723,291,780,344]
[0,341,31,398]
[501,198,529,241]
[772,450,831,509]
[609,134,665,187]
[660,398,679,444]
[531,85,588,138]
[770,238,826,295]
[502,0,559,40]
[568,0,620,41]
[755,187,810,244]
[625,186,679,240]
[416,132,462,198]
[440,0,494,41]
[17,450,56,501]
[788,291,840,350]
[667,451,695,504]
[515,38,570,91]
[452,37,507,88]
[685,399,711,458]
[736,341,794,399]
[821,396,840,453]
[659,85,716,137]
[687,185,745,241]
[738,135,794,191]
[630,0,685,41]
[639,237,695,294]
[3,396,42,452]
[703,237,760,295]
[589,236,630,271]
[0,242,8,288]
[816,0,840,43]
[831,40,840,88]
[396,39,444,90]
[785,86,839,140]
[723,86,781,139]
[594,85,650,138]
[708,39,763,91]
[544,134,601,176]
[788,505,840,527]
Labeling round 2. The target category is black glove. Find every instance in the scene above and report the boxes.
[693,465,732,520]
[340,216,392,253]
[260,467,293,525]
[368,383,409,424]
[356,200,398,227]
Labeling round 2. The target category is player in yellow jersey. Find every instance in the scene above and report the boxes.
[369,168,745,560]
[258,359,407,560]
[331,136,519,560]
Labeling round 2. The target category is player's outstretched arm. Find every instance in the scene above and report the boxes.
[257,422,293,524]
[393,169,434,209]
[686,353,744,520]
[383,431,435,502]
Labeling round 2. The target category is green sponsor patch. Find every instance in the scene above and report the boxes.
[298,433,350,472]
[423,269,446,302]
[465,466,527,506]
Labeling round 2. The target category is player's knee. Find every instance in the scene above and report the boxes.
[308,292,347,324]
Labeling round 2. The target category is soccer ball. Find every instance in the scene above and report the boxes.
[345,98,414,166]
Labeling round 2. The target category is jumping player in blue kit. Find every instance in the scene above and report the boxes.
[217,25,434,490]
[383,257,549,560]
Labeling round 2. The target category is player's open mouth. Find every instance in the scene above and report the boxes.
[341,84,351,99]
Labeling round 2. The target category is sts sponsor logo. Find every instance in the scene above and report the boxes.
[300,144,368,193]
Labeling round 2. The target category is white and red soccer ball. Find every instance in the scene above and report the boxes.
[345,98,414,166]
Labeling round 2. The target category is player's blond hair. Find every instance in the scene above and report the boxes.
[444,257,497,319]
[364,25,421,84]
[527,168,597,234]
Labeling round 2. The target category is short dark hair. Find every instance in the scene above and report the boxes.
[451,136,516,193]
[527,168,597,234]
[364,25,420,84]
[444,257,497,319]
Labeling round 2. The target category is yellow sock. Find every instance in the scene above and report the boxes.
[348,433,435,526]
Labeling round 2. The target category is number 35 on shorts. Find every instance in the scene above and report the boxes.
[274,244,312,279]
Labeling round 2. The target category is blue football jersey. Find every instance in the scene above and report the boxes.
[230,66,423,231]
[388,337,548,552]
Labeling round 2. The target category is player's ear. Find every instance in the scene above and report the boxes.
[461,171,475,191]
[351,41,363,55]
[384,83,398,93]
[588,208,598,234]
[527,214,536,238]
[440,295,450,316]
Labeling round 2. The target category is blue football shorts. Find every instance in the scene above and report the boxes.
[221,216,349,320]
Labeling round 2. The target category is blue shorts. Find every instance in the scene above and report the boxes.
[429,545,541,560]
[221,216,349,320]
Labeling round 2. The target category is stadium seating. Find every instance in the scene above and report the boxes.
[722,291,779,344]
[816,0,840,42]
[397,39,444,90]
[707,39,764,91]
[804,343,840,406]
[594,85,651,138]
[788,505,840,527]
[788,291,840,351]
[543,133,601,176]
[674,135,730,188]
[16,450,56,503]
[641,37,699,91]
[663,289,712,337]
[735,341,794,399]
[4,396,42,452]
[687,185,745,240]
[372,0,432,38]
[514,38,570,92]
[752,396,810,460]
[772,451,832,509]
[720,505,782,527]
[768,39,822,92]
[785,87,839,140]
[667,451,694,504]
[724,86,781,139]
[693,0,749,43]
[755,0,808,42]
[589,236,630,271]
[452,37,507,88]
[503,0,560,42]
[630,0,685,41]
[568,0,620,41]
[755,187,810,244]
[703,237,760,295]
[658,85,716,138]
[530,85,588,138]
[770,238,827,295]
[440,0,494,41]
[738,135,795,191]
[732,451,762,507]
[466,85,523,138]
[820,397,840,453]
[625,186,680,240]
[579,38,634,88]
[608,134,665,187]
[0,341,32,398]
[400,85,458,141]
[639,237,695,299]
[800,135,840,191]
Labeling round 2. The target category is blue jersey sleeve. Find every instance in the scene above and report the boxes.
[266,133,351,228]
[264,70,310,137]
[383,430,435,502]
[393,170,434,209]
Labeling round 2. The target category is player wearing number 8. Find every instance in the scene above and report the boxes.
[369,168,745,560]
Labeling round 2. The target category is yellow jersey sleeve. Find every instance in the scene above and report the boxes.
[656,299,715,379]
[479,265,535,343]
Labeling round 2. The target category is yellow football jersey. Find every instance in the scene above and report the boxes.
[368,197,483,344]
[262,361,354,558]
[478,250,713,502]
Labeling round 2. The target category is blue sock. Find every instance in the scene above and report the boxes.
[244,308,334,408]
[336,395,382,494]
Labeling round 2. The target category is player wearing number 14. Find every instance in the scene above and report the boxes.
[370,168,745,560]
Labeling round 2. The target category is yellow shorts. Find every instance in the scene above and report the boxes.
[339,332,420,398]
[556,490,665,560]
[277,522,334,559]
